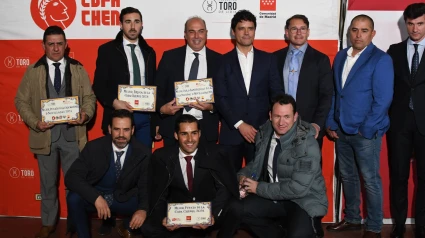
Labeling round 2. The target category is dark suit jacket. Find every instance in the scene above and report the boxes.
[155,46,221,142]
[65,135,151,211]
[92,31,157,136]
[214,47,284,145]
[148,144,239,223]
[273,45,333,131]
[387,40,425,135]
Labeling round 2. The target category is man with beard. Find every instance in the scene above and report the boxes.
[214,10,284,172]
[65,110,151,238]
[155,16,221,146]
[93,7,157,149]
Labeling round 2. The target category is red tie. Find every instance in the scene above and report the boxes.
[184,156,193,192]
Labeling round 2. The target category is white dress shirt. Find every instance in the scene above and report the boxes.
[234,46,254,129]
[123,37,146,86]
[182,45,207,120]
[46,57,65,85]
[341,46,367,88]
[112,143,129,168]
[267,133,280,183]
[179,148,197,189]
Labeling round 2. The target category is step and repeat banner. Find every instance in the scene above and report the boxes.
[344,0,419,223]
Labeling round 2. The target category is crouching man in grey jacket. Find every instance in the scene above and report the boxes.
[226,94,328,238]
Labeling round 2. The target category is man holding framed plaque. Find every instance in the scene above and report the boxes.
[155,16,221,146]
[14,26,96,238]
[145,115,239,238]
[214,10,284,172]
[93,7,157,148]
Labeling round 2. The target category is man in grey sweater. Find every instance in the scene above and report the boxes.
[228,94,327,238]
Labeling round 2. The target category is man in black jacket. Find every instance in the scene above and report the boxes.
[65,110,151,238]
[144,114,239,238]
[93,7,157,148]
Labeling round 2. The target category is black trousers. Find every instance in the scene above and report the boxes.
[388,109,425,226]
[225,194,322,238]
[219,141,255,173]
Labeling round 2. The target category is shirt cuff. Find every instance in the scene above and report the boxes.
[234,120,244,129]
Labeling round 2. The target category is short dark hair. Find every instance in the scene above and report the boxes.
[120,7,142,23]
[231,10,257,31]
[285,14,310,29]
[43,26,66,43]
[110,109,134,128]
[350,14,374,30]
[403,3,425,21]
[174,114,200,133]
[270,94,297,114]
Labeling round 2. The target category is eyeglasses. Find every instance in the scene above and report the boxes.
[289,27,308,34]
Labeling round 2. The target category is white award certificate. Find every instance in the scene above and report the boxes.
[117,85,157,112]
[174,78,214,106]
[166,202,212,227]
[41,96,80,124]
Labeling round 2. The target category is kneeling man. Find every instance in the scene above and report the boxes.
[236,94,328,238]
[145,114,239,238]
[65,109,151,238]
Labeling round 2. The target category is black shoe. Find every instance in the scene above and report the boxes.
[391,224,405,238]
[416,225,425,238]
[98,216,116,236]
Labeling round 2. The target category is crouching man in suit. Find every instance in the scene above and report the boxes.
[143,114,240,238]
[65,109,151,238]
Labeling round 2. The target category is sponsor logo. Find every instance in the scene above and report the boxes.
[260,0,276,11]
[202,0,238,14]
[6,112,18,124]
[9,167,20,178]
[186,216,192,221]
[10,167,35,179]
[81,0,121,26]
[348,0,418,10]
[4,56,16,68]
[31,0,77,30]
[35,194,42,200]
[4,56,30,69]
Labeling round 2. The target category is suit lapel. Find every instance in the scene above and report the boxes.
[344,44,374,88]
[231,48,248,95]
[192,146,210,194]
[413,42,425,86]
[176,47,186,81]
[297,46,313,98]
[400,40,412,86]
[249,47,260,95]
[277,48,288,87]
[172,147,188,191]
[206,48,213,78]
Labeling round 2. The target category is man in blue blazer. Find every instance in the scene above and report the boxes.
[325,15,394,238]
[214,10,284,172]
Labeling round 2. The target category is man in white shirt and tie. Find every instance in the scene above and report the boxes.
[155,16,222,146]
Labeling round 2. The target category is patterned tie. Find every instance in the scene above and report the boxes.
[409,44,419,110]
[185,53,200,112]
[128,44,141,85]
[115,151,124,181]
[53,63,61,94]
[184,156,194,193]
[272,139,281,182]
[288,49,301,100]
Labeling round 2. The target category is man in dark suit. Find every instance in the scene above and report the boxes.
[214,10,284,172]
[93,7,157,148]
[144,114,239,238]
[326,15,393,238]
[65,109,151,238]
[273,14,333,147]
[156,16,221,146]
[387,3,425,238]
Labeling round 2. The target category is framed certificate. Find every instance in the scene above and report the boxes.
[166,202,212,227]
[41,96,80,124]
[118,85,157,112]
[174,78,214,106]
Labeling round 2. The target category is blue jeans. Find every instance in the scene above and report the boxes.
[336,129,383,233]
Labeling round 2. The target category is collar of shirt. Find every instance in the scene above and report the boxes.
[112,142,129,165]
[408,37,425,47]
[288,42,308,54]
[236,45,254,56]
[347,46,367,58]
[179,148,198,160]
[46,57,65,67]
[186,45,206,56]
[123,37,139,48]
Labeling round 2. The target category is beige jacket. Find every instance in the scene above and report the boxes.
[15,56,96,155]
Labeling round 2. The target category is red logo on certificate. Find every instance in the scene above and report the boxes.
[135,100,139,105]
[186,216,191,221]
